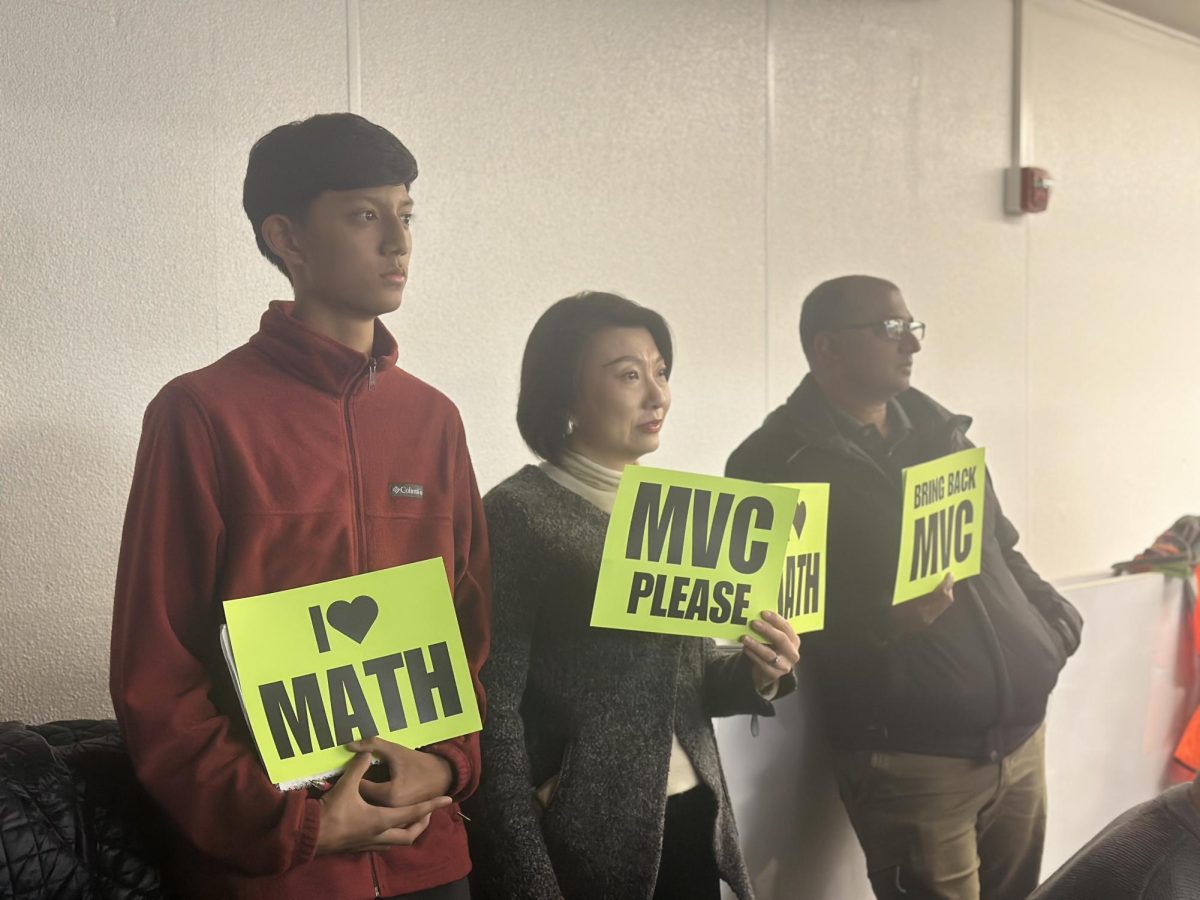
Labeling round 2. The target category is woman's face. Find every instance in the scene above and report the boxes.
[567,326,671,470]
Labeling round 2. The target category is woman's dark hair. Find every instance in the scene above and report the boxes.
[517,291,673,464]
[242,112,418,279]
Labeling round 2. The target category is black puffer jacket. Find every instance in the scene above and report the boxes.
[726,376,1083,760]
[0,720,175,899]
[1030,783,1200,899]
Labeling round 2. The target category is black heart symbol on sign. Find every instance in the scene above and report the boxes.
[326,595,378,644]
[792,501,807,539]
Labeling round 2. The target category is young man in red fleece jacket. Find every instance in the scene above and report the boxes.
[110,113,490,899]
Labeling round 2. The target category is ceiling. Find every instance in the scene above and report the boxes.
[1098,0,1200,39]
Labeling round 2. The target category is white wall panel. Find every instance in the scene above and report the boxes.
[719,681,874,900]
[358,0,768,492]
[1026,0,1200,577]
[764,0,1031,536]
[1040,573,1193,876]
[0,0,346,720]
[720,572,1191,898]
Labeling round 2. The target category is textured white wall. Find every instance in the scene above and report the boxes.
[1026,0,1200,575]
[1,0,1198,755]
[1,0,349,722]
[358,0,769,484]
[764,0,1031,525]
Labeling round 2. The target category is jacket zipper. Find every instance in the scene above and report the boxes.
[343,359,373,574]
[347,357,382,896]
[370,852,382,897]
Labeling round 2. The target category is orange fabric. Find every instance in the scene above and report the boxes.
[1193,566,1200,653]
[1171,567,1200,773]
[1174,706,1200,774]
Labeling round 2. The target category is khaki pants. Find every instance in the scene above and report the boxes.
[834,725,1047,900]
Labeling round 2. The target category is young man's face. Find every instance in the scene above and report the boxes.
[291,184,413,320]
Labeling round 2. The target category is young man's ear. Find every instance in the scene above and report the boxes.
[261,214,305,276]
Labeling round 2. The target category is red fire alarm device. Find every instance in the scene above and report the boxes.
[1005,166,1053,214]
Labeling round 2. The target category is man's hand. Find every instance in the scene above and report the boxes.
[741,609,802,693]
[347,736,454,808]
[315,750,451,855]
[891,572,955,634]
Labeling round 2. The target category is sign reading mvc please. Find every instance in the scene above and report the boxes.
[222,558,480,788]
[591,466,801,640]
[893,447,986,605]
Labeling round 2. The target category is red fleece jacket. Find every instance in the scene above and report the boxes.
[110,301,490,899]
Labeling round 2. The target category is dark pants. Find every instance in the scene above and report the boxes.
[653,785,722,900]
[386,876,470,900]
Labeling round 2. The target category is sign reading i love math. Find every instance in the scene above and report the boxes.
[893,447,986,605]
[222,558,480,787]
[591,467,801,640]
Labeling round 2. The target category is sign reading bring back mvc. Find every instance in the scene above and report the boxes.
[892,448,986,605]
[222,559,480,788]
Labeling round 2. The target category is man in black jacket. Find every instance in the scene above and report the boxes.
[726,275,1083,900]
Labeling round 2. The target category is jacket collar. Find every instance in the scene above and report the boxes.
[778,374,973,461]
[247,300,400,395]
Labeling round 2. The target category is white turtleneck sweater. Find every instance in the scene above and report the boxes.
[541,448,702,797]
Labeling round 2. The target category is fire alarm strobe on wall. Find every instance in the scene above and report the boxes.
[1005,166,1053,214]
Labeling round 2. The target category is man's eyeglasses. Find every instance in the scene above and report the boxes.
[834,319,926,342]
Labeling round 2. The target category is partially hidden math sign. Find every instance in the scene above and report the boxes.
[775,483,829,634]
[222,558,480,788]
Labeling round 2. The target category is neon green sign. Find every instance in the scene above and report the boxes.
[893,448,986,604]
[222,558,481,787]
[775,483,829,633]
[591,466,802,639]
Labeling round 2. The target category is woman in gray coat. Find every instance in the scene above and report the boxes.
[468,292,801,899]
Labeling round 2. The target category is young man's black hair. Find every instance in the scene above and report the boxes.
[243,113,418,278]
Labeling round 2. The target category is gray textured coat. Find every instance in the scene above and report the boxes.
[468,466,791,900]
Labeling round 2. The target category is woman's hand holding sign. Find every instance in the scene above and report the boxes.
[315,747,451,855]
[741,609,801,692]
